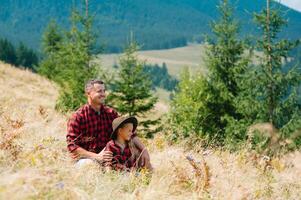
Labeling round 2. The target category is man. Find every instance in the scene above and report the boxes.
[66,79,151,168]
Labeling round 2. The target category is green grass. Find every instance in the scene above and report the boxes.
[97,44,207,78]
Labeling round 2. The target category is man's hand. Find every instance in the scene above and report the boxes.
[132,136,152,169]
[94,148,113,163]
[70,147,112,163]
[140,149,150,167]
[70,151,80,160]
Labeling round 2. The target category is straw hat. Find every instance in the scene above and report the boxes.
[111,116,138,139]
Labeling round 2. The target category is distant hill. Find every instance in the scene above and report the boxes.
[0,0,301,52]
[98,44,205,77]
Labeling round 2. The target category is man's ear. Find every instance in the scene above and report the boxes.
[85,90,90,97]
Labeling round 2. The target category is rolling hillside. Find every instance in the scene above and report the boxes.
[0,61,301,199]
[97,44,206,78]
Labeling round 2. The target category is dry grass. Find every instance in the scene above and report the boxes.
[0,62,301,200]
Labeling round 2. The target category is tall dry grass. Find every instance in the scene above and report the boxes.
[0,62,300,200]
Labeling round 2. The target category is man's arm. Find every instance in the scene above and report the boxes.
[71,146,112,162]
[132,136,151,167]
[66,114,112,162]
[132,136,145,151]
[66,115,82,154]
[70,146,97,160]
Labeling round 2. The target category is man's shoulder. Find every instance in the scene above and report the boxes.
[76,104,90,114]
[102,105,118,116]
[69,104,118,120]
[70,104,89,120]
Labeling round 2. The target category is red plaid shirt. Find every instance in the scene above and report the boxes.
[105,140,136,171]
[66,104,118,153]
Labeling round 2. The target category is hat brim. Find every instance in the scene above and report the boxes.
[111,116,138,139]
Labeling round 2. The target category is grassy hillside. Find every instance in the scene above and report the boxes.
[98,44,206,78]
[1,62,301,199]
[1,0,301,52]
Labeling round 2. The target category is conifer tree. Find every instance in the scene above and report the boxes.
[0,38,38,70]
[38,3,98,112]
[16,42,38,70]
[55,10,97,112]
[170,0,249,144]
[235,0,301,150]
[42,20,62,55]
[0,38,17,65]
[38,20,63,79]
[108,41,158,137]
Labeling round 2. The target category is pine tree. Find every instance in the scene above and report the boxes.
[55,9,98,112]
[202,0,249,140]
[38,3,98,112]
[108,42,158,137]
[42,20,62,54]
[170,0,249,144]
[236,0,301,150]
[38,20,63,80]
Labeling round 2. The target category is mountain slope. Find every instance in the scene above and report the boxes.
[0,0,301,52]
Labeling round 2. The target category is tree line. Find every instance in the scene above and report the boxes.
[0,38,38,70]
[113,62,178,91]
[143,63,178,91]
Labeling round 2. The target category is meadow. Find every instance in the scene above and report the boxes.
[0,62,301,199]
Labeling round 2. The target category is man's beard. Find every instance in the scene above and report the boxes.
[93,97,104,105]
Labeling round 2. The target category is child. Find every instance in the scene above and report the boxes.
[105,116,139,171]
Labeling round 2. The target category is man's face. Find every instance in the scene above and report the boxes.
[87,83,106,105]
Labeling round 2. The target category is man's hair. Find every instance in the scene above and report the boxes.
[85,79,104,93]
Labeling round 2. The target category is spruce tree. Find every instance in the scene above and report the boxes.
[55,10,97,112]
[38,3,98,112]
[202,0,249,140]
[38,20,63,80]
[236,0,301,151]
[108,41,158,137]
[170,0,249,144]
[42,20,62,55]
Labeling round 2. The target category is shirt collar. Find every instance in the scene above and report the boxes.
[113,140,129,149]
[87,103,104,115]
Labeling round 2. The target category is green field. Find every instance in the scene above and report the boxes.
[96,44,207,78]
